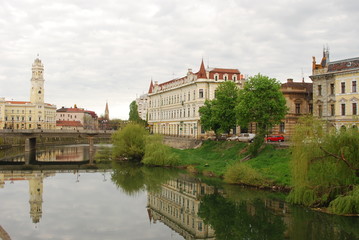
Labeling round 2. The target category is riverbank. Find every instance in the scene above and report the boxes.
[170,140,292,189]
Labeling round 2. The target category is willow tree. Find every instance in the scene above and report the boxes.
[289,116,359,214]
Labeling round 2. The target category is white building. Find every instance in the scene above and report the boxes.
[0,58,57,129]
[147,60,245,139]
[136,94,148,121]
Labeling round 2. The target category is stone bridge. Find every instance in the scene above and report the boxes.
[0,129,115,152]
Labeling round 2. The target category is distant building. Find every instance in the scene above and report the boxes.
[56,105,98,130]
[147,60,245,138]
[136,94,148,120]
[310,49,359,129]
[270,79,313,139]
[0,58,57,129]
[98,102,111,130]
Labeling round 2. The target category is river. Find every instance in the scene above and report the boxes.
[0,145,358,240]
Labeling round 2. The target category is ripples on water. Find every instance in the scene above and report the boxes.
[0,145,358,240]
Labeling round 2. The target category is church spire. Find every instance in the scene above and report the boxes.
[104,101,109,120]
[197,59,207,79]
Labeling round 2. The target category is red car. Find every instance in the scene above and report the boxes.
[266,135,284,142]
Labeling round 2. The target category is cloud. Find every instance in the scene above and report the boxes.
[0,0,358,119]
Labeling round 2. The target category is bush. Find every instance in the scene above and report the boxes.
[142,135,179,166]
[329,186,359,214]
[112,123,148,161]
[224,162,270,187]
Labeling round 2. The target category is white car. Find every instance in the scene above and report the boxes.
[226,135,239,141]
[237,133,256,142]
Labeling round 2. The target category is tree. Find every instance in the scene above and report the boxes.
[199,81,239,137]
[129,101,141,122]
[236,74,287,136]
[112,123,148,161]
[288,116,359,214]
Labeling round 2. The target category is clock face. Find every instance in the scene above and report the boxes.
[38,90,41,94]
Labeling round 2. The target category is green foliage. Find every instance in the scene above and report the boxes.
[329,186,359,215]
[171,140,248,176]
[224,162,269,187]
[236,74,287,134]
[289,116,359,214]
[129,100,146,125]
[111,123,148,161]
[94,145,112,163]
[199,81,239,135]
[198,194,286,240]
[110,161,179,195]
[142,135,179,166]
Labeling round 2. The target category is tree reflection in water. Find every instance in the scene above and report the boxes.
[110,161,180,196]
[198,193,286,240]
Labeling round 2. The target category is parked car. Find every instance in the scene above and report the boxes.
[227,135,239,141]
[237,133,256,142]
[266,135,285,142]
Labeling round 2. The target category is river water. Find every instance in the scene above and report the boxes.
[0,145,358,240]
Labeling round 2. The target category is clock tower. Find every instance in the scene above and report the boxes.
[30,57,45,104]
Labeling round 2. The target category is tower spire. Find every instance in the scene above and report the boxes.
[197,59,207,79]
[104,101,109,120]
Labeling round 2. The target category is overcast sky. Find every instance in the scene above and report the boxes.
[0,0,358,119]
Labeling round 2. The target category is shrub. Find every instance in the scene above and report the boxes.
[329,186,359,214]
[224,162,269,187]
[142,135,179,166]
[112,123,148,161]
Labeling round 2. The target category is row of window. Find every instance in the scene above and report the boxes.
[149,89,205,108]
[318,103,358,117]
[318,81,357,96]
[149,107,198,120]
[58,114,78,119]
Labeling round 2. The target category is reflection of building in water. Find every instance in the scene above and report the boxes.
[36,147,89,162]
[2,146,90,163]
[147,175,216,240]
[0,171,55,223]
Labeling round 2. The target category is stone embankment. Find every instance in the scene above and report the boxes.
[163,136,202,149]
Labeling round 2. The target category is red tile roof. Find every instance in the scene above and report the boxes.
[210,68,240,74]
[196,59,207,79]
[56,121,83,127]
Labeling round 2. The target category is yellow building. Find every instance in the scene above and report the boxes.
[310,50,359,129]
[0,58,56,129]
[147,60,245,139]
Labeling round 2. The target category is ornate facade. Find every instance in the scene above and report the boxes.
[270,79,313,139]
[147,60,245,138]
[0,58,57,129]
[310,50,359,129]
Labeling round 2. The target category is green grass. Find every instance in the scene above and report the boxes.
[171,141,292,187]
[243,145,291,186]
[171,140,248,176]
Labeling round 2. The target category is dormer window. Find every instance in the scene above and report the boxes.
[224,74,228,81]
[214,74,219,81]
[233,75,237,81]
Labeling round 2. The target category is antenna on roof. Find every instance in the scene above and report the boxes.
[301,68,304,82]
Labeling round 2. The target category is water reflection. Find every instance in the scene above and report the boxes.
[146,175,359,240]
[147,175,216,240]
[0,155,358,240]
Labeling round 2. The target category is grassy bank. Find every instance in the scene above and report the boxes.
[171,140,291,188]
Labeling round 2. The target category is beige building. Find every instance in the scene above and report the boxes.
[56,105,98,130]
[270,79,313,139]
[147,176,216,239]
[0,58,56,129]
[310,50,359,129]
[147,60,245,138]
